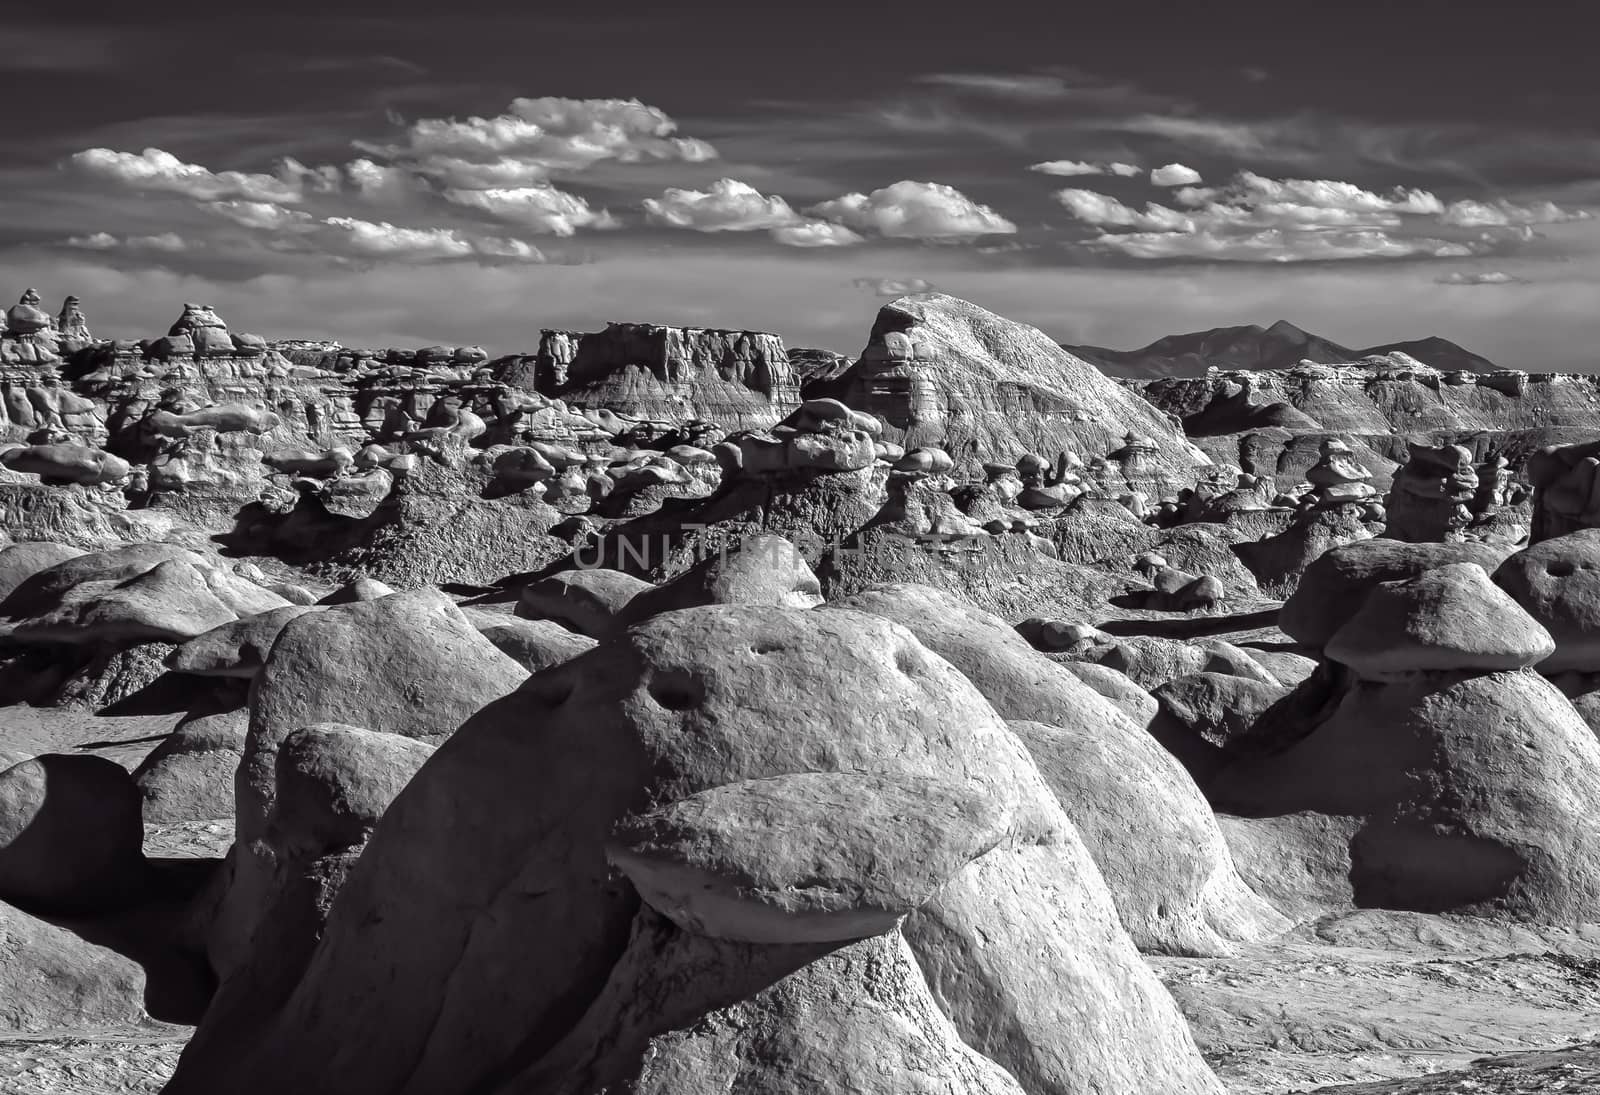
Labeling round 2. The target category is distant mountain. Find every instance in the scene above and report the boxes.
[1065,320,1499,379]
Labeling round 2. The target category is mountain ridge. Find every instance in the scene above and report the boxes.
[1065,321,1500,379]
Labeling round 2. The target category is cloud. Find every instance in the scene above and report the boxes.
[319,217,543,262]
[1090,226,1476,262]
[1054,190,1194,232]
[1226,171,1443,215]
[1030,160,1142,177]
[442,186,618,235]
[1440,198,1592,227]
[643,179,804,232]
[206,201,318,231]
[915,73,1083,101]
[770,222,866,248]
[70,147,305,203]
[65,231,188,253]
[1150,163,1203,187]
[367,96,718,186]
[808,181,1017,240]
[345,158,422,202]
[1436,270,1522,285]
[852,277,937,296]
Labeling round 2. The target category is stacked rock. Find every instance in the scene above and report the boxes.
[1300,438,1378,512]
[1384,442,1478,543]
[1526,439,1600,543]
[878,446,987,539]
[0,289,61,365]
[1218,560,1600,922]
[1014,451,1084,511]
[732,397,881,476]
[55,295,94,352]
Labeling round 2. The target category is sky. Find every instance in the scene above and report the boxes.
[3,0,1598,366]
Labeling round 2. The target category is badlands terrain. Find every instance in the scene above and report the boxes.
[5,286,1600,1094]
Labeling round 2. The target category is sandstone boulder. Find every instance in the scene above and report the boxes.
[1280,538,1515,648]
[516,568,654,637]
[0,754,145,910]
[1327,563,1554,679]
[611,534,823,630]
[1494,529,1600,673]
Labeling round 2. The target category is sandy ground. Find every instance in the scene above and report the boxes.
[0,703,182,772]
[1158,910,1600,1093]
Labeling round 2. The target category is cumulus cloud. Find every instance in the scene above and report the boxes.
[207,200,318,231]
[1436,270,1522,285]
[367,96,718,187]
[1029,160,1141,177]
[320,217,543,262]
[808,181,1017,240]
[852,276,937,296]
[643,179,803,232]
[770,222,866,247]
[71,147,305,203]
[1150,163,1203,187]
[442,186,618,235]
[65,231,188,252]
[1440,198,1592,227]
[1059,168,1584,263]
[1054,189,1194,232]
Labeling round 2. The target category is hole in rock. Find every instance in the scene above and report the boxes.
[648,670,705,711]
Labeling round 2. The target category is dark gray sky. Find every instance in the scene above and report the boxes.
[3,0,1597,364]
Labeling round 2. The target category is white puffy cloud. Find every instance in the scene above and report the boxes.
[344,158,422,202]
[207,200,318,231]
[71,147,305,203]
[1028,159,1141,178]
[643,179,803,232]
[1150,162,1203,186]
[852,276,937,296]
[1054,189,1194,231]
[770,222,866,247]
[443,186,618,235]
[319,217,543,262]
[1090,226,1476,262]
[1230,171,1444,215]
[1440,198,1592,227]
[368,96,719,186]
[808,181,1017,240]
[65,231,188,252]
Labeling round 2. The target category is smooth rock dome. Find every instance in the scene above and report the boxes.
[1326,563,1555,678]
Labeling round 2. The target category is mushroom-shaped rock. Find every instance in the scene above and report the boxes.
[1494,529,1600,673]
[516,568,654,637]
[608,771,1012,944]
[169,605,316,678]
[1009,719,1287,956]
[5,288,52,333]
[1211,669,1600,922]
[611,534,822,631]
[1327,563,1555,679]
[165,606,1228,1095]
[1280,538,1516,648]
[0,754,146,910]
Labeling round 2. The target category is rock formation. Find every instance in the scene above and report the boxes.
[809,293,1207,484]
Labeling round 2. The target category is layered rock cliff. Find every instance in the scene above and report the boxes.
[529,322,800,428]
